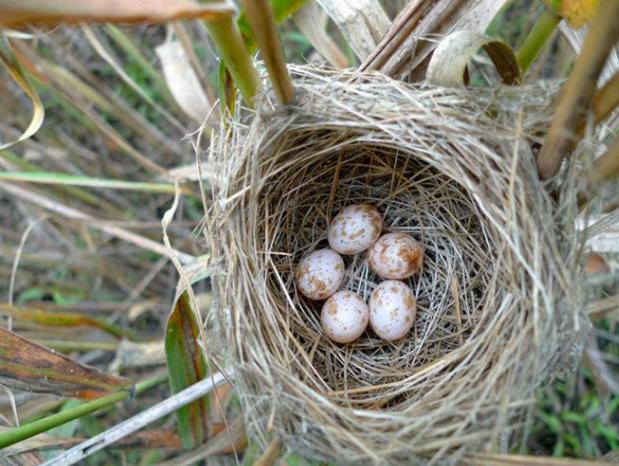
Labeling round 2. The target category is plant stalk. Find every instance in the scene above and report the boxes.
[205,16,261,107]
[0,374,167,449]
[537,0,619,180]
[242,0,294,104]
[591,71,619,126]
[516,7,561,75]
[590,134,619,185]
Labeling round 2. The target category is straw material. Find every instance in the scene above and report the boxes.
[206,66,590,465]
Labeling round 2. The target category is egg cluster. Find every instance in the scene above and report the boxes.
[295,204,424,344]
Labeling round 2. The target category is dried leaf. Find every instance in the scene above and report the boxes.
[464,452,615,465]
[0,328,131,399]
[156,40,214,125]
[293,2,348,68]
[165,291,209,450]
[587,294,619,321]
[155,417,246,466]
[582,342,619,396]
[361,0,505,81]
[0,451,41,466]
[0,34,44,150]
[0,0,235,28]
[110,339,165,372]
[426,31,519,87]
[116,429,181,449]
[315,0,390,61]
[0,303,139,340]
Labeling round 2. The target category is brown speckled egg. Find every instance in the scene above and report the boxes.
[367,232,423,279]
[296,248,344,300]
[328,204,382,255]
[369,280,416,341]
[321,291,369,344]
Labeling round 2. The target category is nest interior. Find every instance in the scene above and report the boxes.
[207,67,589,465]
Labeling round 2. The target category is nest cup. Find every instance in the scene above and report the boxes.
[207,67,588,465]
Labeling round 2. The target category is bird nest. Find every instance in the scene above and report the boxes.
[205,67,589,465]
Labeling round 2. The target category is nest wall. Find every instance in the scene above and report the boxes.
[206,67,589,465]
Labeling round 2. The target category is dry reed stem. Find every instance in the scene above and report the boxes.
[537,0,619,180]
[207,66,591,465]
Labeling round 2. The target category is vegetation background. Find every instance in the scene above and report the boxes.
[0,0,617,464]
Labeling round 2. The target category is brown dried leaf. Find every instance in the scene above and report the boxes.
[116,429,181,449]
[0,327,131,399]
[0,0,235,28]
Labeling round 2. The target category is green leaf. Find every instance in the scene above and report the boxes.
[538,411,562,433]
[165,291,208,450]
[0,374,166,450]
[238,0,307,49]
[560,411,587,425]
[283,453,325,466]
[0,328,131,399]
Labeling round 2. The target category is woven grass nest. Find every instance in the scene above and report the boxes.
[207,66,591,465]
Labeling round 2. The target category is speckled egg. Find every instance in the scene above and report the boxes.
[321,291,369,344]
[369,280,416,341]
[328,204,383,255]
[296,248,344,300]
[367,232,423,280]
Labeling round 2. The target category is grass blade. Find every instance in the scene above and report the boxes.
[0,374,167,449]
[103,24,181,113]
[0,0,235,27]
[81,24,186,134]
[0,171,181,194]
[0,181,196,264]
[41,370,231,465]
[0,34,43,150]
[165,291,209,450]
[0,303,140,340]
[0,327,131,399]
